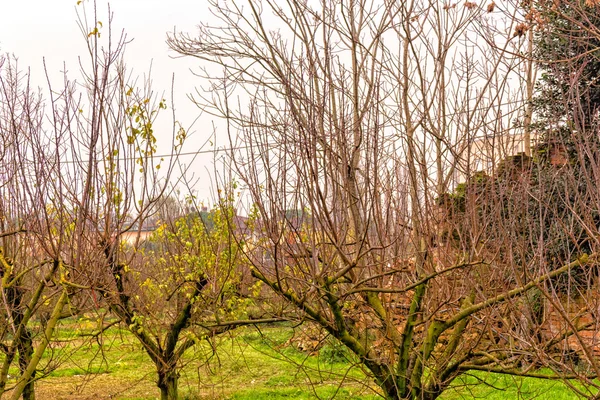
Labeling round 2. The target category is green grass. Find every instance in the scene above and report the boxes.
[230,386,376,399]
[1,320,591,399]
[21,322,377,399]
[440,372,588,399]
[48,365,111,377]
[176,327,376,399]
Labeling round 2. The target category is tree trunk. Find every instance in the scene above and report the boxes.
[11,289,68,400]
[18,329,35,400]
[158,367,178,400]
[21,378,35,400]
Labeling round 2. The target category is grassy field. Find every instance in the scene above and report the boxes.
[3,321,588,399]
[25,322,379,400]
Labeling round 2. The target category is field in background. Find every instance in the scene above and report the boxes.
[2,321,586,399]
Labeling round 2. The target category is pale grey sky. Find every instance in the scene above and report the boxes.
[0,0,220,202]
[0,0,205,98]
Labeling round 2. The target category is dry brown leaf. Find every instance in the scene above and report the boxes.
[513,23,529,37]
[464,1,478,10]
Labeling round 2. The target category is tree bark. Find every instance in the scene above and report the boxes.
[158,367,179,400]
[18,329,35,400]
[11,289,69,400]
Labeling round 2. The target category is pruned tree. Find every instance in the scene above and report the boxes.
[0,52,85,400]
[114,194,258,400]
[169,0,600,399]
[0,3,189,398]
[3,2,280,397]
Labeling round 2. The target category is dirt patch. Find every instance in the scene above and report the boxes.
[22,373,157,400]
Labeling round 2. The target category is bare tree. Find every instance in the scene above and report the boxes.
[0,52,82,400]
[0,2,189,397]
[2,2,282,398]
[169,1,600,399]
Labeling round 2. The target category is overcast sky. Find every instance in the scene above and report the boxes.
[0,0,222,203]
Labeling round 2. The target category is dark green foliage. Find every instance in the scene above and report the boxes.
[319,337,352,364]
[442,150,597,291]
[533,1,600,130]
[529,0,600,286]
[533,0,600,157]
[439,1,600,290]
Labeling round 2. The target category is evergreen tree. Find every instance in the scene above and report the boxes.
[533,0,600,154]
[442,1,600,286]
